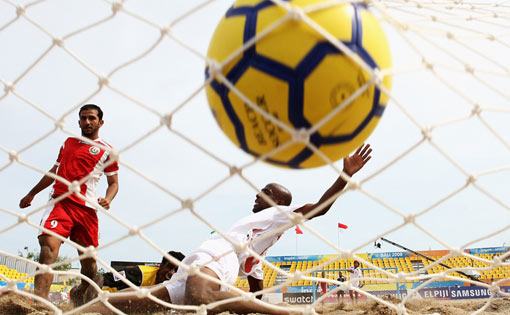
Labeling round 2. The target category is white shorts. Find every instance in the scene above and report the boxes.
[164,240,239,304]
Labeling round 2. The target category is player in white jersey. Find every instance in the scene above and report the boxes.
[347,260,362,303]
[167,204,300,305]
[83,144,372,314]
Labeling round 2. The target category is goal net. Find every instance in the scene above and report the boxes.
[1,0,509,314]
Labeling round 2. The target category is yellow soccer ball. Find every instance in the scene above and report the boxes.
[206,0,392,168]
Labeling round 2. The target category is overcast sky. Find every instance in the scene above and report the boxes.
[1,0,509,269]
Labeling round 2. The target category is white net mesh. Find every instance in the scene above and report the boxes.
[1,0,510,314]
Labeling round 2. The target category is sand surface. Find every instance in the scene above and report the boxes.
[2,291,510,314]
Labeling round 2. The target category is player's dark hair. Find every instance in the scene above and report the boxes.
[161,251,185,266]
[79,104,103,120]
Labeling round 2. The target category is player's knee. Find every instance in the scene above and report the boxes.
[80,256,96,265]
[184,289,209,306]
[184,276,212,305]
[39,245,57,264]
[184,290,203,305]
[80,258,97,271]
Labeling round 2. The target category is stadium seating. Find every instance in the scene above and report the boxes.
[0,264,34,283]
[5,253,507,290]
[233,249,510,290]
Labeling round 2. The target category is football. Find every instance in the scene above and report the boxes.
[205,0,392,168]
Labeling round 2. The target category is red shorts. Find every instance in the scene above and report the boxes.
[320,282,327,293]
[39,198,99,247]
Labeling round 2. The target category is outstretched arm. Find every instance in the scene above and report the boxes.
[294,144,372,219]
[19,165,58,208]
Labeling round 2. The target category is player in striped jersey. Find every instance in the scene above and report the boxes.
[19,104,119,304]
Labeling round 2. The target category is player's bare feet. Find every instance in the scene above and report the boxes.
[70,286,86,307]
[84,274,103,303]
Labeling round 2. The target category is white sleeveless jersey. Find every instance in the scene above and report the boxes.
[199,205,299,280]
[348,266,362,288]
[349,266,361,279]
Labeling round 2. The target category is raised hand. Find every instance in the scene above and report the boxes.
[343,144,372,177]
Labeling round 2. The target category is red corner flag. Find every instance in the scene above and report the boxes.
[295,225,303,234]
[338,222,348,229]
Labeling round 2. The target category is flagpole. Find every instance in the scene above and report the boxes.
[295,232,298,255]
[337,228,340,248]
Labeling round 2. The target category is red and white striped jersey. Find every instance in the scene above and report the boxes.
[51,137,119,209]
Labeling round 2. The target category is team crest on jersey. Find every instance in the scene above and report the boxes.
[89,146,100,155]
[113,270,126,282]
